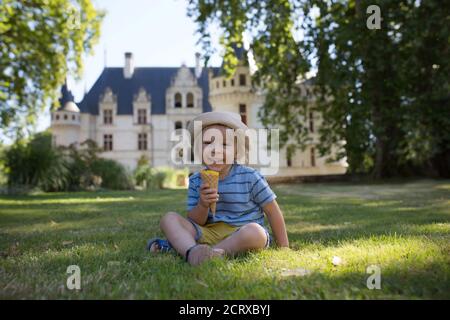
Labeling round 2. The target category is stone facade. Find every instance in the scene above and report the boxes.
[50,52,347,177]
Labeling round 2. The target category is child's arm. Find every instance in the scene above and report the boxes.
[263,199,289,248]
[187,183,218,225]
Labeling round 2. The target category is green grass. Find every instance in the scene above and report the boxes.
[0,180,449,299]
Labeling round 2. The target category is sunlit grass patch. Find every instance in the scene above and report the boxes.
[0,179,449,299]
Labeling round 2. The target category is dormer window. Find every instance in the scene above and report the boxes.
[104,109,113,124]
[138,109,147,124]
[174,93,182,108]
[187,93,194,108]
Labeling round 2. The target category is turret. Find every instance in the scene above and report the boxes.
[50,81,81,146]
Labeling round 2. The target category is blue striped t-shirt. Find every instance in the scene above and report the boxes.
[186,163,277,227]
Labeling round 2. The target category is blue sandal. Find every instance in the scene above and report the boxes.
[146,238,173,253]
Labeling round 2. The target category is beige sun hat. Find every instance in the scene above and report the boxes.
[187,111,248,139]
[187,111,249,164]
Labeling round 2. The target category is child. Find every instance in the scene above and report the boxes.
[147,111,289,266]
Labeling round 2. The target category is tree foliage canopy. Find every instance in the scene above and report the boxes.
[0,0,103,138]
[188,0,450,177]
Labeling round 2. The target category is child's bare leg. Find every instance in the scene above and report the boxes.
[158,212,197,258]
[213,223,268,256]
[157,212,224,265]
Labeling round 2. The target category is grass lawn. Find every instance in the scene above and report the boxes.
[0,180,449,299]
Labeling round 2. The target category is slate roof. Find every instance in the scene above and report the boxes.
[57,82,75,110]
[76,66,220,115]
[212,43,248,77]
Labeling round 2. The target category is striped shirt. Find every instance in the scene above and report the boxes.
[186,163,277,227]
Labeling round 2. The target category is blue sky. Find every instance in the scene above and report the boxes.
[36,0,223,134]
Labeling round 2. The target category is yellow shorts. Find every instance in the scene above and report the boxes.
[188,220,272,247]
[191,221,240,245]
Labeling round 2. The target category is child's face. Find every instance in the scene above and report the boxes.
[202,124,236,172]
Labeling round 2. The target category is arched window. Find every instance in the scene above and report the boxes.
[175,121,182,130]
[174,93,182,108]
[187,93,194,108]
[310,147,316,167]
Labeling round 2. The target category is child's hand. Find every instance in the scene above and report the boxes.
[199,183,219,209]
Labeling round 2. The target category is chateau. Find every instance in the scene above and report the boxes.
[50,48,347,177]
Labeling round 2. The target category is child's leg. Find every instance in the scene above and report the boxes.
[159,212,197,258]
[158,211,224,265]
[213,222,268,256]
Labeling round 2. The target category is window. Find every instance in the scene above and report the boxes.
[104,134,113,151]
[72,115,76,120]
[231,79,235,86]
[216,81,219,89]
[138,133,147,150]
[138,109,147,124]
[287,154,292,167]
[310,147,316,167]
[64,114,68,120]
[223,80,226,87]
[56,114,60,120]
[175,121,182,130]
[187,93,194,108]
[309,111,314,133]
[104,109,113,124]
[174,93,182,108]
[239,74,246,86]
[239,104,247,125]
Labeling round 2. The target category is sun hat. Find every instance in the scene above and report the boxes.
[186,111,248,139]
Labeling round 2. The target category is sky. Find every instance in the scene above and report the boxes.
[36,0,224,134]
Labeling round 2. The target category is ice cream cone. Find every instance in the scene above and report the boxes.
[200,169,220,215]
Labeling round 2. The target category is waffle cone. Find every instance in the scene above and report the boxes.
[200,169,219,214]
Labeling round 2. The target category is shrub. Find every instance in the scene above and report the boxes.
[134,164,188,190]
[2,132,70,192]
[2,134,134,193]
[91,158,133,190]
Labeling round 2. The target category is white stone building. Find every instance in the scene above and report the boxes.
[50,49,347,177]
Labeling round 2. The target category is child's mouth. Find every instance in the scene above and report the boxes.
[206,160,226,171]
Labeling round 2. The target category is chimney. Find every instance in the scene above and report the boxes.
[124,52,134,79]
[195,52,202,78]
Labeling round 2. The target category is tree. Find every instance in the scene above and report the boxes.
[188,0,450,178]
[0,0,103,138]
